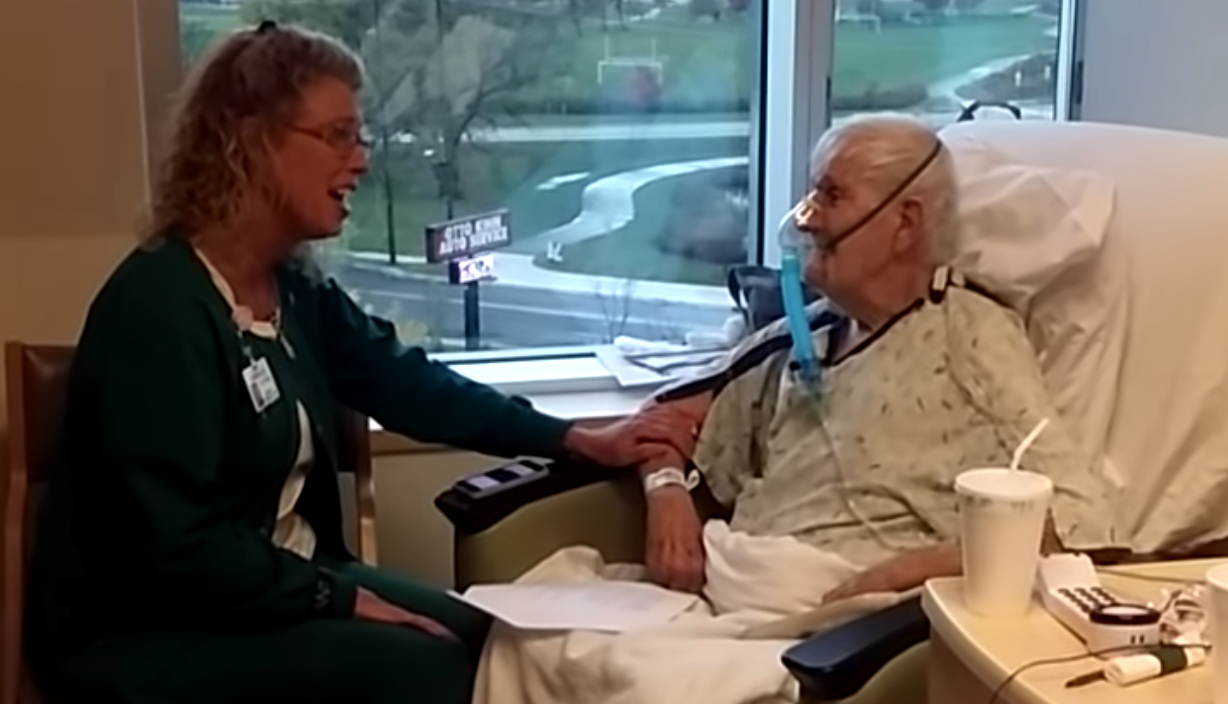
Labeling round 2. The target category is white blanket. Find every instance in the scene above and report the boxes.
[472,521,908,704]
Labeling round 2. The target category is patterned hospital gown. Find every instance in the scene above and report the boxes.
[687,277,1118,567]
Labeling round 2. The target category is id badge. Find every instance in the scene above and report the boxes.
[242,357,281,413]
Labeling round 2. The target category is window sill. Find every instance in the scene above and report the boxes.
[370,344,671,456]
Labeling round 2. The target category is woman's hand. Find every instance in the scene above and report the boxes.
[645,487,707,594]
[354,587,458,641]
[563,413,698,468]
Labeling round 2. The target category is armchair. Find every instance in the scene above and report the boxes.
[435,459,929,704]
[1,342,379,704]
[436,117,1228,704]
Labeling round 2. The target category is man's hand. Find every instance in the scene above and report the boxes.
[645,487,706,594]
[821,546,960,604]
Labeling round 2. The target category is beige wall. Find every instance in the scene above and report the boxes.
[372,450,499,587]
[0,0,152,410]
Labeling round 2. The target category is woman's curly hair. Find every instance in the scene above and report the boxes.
[144,21,364,239]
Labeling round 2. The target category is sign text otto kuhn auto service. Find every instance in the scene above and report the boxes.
[426,210,511,264]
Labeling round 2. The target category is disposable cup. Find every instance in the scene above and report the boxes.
[1205,563,1228,703]
[955,468,1054,618]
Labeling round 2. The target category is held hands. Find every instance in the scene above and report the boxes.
[563,413,699,468]
[354,587,458,641]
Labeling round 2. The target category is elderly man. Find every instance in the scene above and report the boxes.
[470,115,1119,704]
[635,114,1116,600]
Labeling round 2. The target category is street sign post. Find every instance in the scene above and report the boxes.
[425,209,511,350]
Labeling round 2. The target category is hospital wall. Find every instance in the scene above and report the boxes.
[3,0,1228,589]
[1080,0,1228,139]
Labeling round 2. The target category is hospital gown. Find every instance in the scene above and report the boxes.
[693,280,1118,566]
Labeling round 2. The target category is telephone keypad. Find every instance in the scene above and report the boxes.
[1058,586,1120,614]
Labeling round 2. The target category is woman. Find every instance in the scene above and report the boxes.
[26,22,690,704]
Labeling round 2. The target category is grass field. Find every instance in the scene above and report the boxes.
[179,2,1053,104]
[178,1,1057,283]
[833,15,1053,96]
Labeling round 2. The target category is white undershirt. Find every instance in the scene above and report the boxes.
[195,249,318,560]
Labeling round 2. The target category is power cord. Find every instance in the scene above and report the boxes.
[1095,566,1203,586]
[985,642,1212,704]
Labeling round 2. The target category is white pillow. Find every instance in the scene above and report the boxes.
[942,131,1126,485]
[947,136,1116,313]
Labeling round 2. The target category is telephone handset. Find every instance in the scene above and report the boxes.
[1036,553,1162,654]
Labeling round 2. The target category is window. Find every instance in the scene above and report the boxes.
[173,0,1080,393]
[830,0,1076,125]
[178,0,763,357]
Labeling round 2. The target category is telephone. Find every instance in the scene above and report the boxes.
[1036,553,1162,654]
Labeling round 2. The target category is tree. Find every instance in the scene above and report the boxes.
[689,0,722,22]
[566,0,584,34]
[241,0,377,51]
[855,0,884,15]
[564,0,625,35]
[180,19,218,64]
[241,0,571,262]
[610,0,627,28]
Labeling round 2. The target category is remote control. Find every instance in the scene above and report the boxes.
[1036,553,1161,654]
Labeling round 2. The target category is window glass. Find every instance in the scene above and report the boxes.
[178,0,760,352]
[831,0,1069,125]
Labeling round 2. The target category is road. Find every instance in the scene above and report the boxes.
[334,263,734,349]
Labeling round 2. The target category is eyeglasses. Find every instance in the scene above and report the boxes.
[288,123,372,153]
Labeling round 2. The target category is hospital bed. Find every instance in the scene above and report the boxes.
[436,119,1228,703]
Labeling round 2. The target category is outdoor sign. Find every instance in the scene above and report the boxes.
[451,253,496,285]
[425,209,512,264]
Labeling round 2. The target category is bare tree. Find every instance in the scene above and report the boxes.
[610,0,627,28]
[593,278,637,342]
[566,0,584,34]
[915,0,950,13]
[366,3,570,211]
[243,0,571,261]
[855,0,884,15]
[689,0,722,21]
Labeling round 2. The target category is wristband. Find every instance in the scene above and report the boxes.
[643,467,700,495]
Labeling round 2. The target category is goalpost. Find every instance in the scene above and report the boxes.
[596,36,666,85]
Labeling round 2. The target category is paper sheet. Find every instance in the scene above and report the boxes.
[452,581,701,633]
[594,346,726,388]
[593,346,670,388]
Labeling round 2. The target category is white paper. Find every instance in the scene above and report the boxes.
[451,581,701,633]
[595,345,726,389]
[594,346,671,388]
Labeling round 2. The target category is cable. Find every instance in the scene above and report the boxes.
[1095,567,1203,586]
[986,651,1099,704]
[984,642,1212,704]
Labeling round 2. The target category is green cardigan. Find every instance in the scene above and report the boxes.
[26,235,572,663]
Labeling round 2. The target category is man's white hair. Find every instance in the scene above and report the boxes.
[810,113,958,263]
